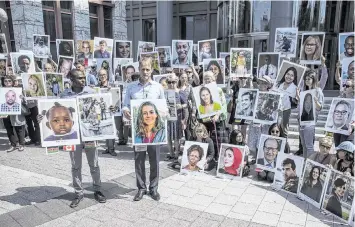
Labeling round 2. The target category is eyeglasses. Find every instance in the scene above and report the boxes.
[306,43,316,47]
[345,43,354,48]
[264,147,278,152]
[343,84,353,88]
[334,110,348,116]
[167,81,177,84]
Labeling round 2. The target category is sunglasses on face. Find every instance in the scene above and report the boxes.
[4,79,12,83]
[167,81,177,84]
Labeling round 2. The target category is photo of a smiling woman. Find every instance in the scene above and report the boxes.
[183,144,205,172]
[218,146,243,176]
[24,74,46,98]
[300,35,323,63]
[301,93,315,122]
[207,60,223,85]
[198,86,221,115]
[134,101,166,144]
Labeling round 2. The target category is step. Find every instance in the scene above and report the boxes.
[287,131,325,140]
[291,108,330,114]
[289,118,326,127]
[289,125,326,134]
[290,113,328,121]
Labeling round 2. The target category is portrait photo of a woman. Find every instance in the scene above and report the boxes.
[325,177,347,219]
[218,146,244,177]
[300,34,324,64]
[206,60,224,85]
[300,92,315,122]
[182,144,206,172]
[23,74,46,98]
[276,65,299,111]
[301,165,324,203]
[198,86,221,115]
[133,101,167,144]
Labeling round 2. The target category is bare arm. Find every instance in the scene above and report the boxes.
[191,64,200,85]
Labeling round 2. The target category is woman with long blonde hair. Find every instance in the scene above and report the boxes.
[300,35,322,61]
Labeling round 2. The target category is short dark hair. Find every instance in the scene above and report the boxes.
[282,158,296,170]
[68,69,83,81]
[187,144,204,161]
[241,92,253,101]
[334,100,351,111]
[345,35,354,43]
[99,40,107,45]
[45,102,75,120]
[18,55,30,64]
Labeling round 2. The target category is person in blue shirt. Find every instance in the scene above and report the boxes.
[94,40,111,58]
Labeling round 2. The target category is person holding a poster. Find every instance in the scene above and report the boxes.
[122,57,165,202]
[300,165,323,202]
[325,178,347,218]
[300,35,322,62]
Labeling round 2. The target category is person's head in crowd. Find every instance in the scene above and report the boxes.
[45,102,75,137]
[332,178,347,198]
[332,100,351,129]
[185,68,194,83]
[179,72,189,87]
[27,74,45,96]
[2,75,15,87]
[192,123,209,140]
[346,60,354,80]
[260,99,275,116]
[199,86,213,106]
[263,138,280,164]
[125,65,135,82]
[81,41,91,56]
[282,158,297,181]
[44,63,54,72]
[158,48,168,64]
[165,67,173,73]
[167,73,178,90]
[116,41,130,58]
[223,147,243,176]
[99,40,107,52]
[135,101,165,138]
[225,55,230,69]
[90,64,97,72]
[207,60,222,81]
[18,55,31,73]
[98,69,109,87]
[301,35,322,61]
[278,67,297,87]
[139,57,154,83]
[303,69,319,90]
[268,123,285,137]
[175,41,190,62]
[343,35,354,57]
[302,93,313,114]
[74,60,85,72]
[308,166,321,183]
[343,79,354,98]
[241,92,254,112]
[59,58,73,77]
[68,69,86,89]
[157,77,167,90]
[229,129,245,146]
[59,41,73,56]
[0,63,6,77]
[257,76,273,91]
[318,136,333,155]
[335,141,354,162]
[203,71,215,84]
[185,144,204,170]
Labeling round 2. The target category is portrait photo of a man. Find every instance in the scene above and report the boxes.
[0,88,22,115]
[58,56,74,78]
[339,33,354,61]
[281,158,299,193]
[10,53,35,74]
[257,53,279,79]
[56,39,74,57]
[172,40,193,68]
[94,40,110,58]
[257,135,286,171]
[326,98,355,135]
[33,35,50,58]
[235,88,258,120]
[156,46,171,68]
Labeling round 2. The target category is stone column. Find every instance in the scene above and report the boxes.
[10,0,45,51]
[156,1,173,46]
[72,0,91,40]
[112,0,127,40]
[268,1,294,52]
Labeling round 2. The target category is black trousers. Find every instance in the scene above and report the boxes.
[25,106,40,143]
[3,117,25,146]
[134,145,160,191]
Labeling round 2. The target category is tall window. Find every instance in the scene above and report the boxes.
[143,19,156,42]
[89,2,113,39]
[42,0,73,61]
[181,15,208,42]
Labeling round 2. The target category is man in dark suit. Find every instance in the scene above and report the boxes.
[94,40,110,58]
[257,137,280,168]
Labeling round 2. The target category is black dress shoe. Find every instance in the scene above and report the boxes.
[149,190,160,201]
[94,191,106,203]
[109,150,117,156]
[133,190,147,201]
[117,141,127,146]
[70,194,84,208]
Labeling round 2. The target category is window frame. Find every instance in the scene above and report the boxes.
[89,1,113,38]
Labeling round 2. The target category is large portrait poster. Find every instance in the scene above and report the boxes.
[155,46,172,68]
[299,32,325,65]
[322,169,354,223]
[38,99,81,147]
[325,98,355,136]
[115,40,132,58]
[113,58,133,83]
[217,144,245,179]
[21,72,47,100]
[10,52,36,75]
[44,73,64,98]
[299,89,317,126]
[165,90,177,121]
[274,27,298,58]
[230,48,253,78]
[137,41,155,61]
[234,88,259,121]
[56,39,75,58]
[140,51,161,75]
[256,134,286,172]
[0,87,22,115]
[339,32,354,62]
[254,91,280,125]
[76,40,94,60]
[273,153,305,195]
[192,82,222,119]
[180,141,208,174]
[33,35,50,58]
[198,39,217,65]
[299,159,331,208]
[131,99,168,145]
[203,58,225,86]
[100,87,121,117]
[257,52,280,80]
[93,37,113,59]
[171,40,193,68]
[77,93,116,141]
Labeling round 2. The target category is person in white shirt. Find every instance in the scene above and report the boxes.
[258,55,277,79]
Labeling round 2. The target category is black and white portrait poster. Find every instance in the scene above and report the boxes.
[234,88,259,121]
[256,134,286,172]
[219,52,230,78]
[299,32,325,65]
[322,169,354,223]
[113,58,133,83]
[100,87,121,117]
[257,52,280,80]
[76,40,94,60]
[155,46,172,69]
[0,87,22,115]
[77,93,116,141]
[0,33,8,54]
[33,35,50,58]
[137,41,155,61]
[254,91,280,125]
[93,37,113,59]
[217,144,245,179]
[325,98,355,136]
[299,159,330,208]
[274,27,298,58]
[121,62,139,83]
[56,39,75,58]
[0,55,7,78]
[180,141,208,174]
[57,56,74,78]
[171,40,193,68]
[166,90,177,121]
[339,32,354,62]
[203,58,225,87]
[44,73,64,98]
[38,99,81,147]
[198,39,217,65]
[115,40,132,58]
[21,73,47,100]
[10,52,36,74]
[192,82,222,119]
[299,89,317,126]
[230,48,253,77]
[273,153,305,195]
[140,51,161,75]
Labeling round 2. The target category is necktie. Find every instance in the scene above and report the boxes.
[267,163,272,168]
[265,65,269,75]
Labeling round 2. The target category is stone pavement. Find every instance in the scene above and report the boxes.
[0,130,348,227]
